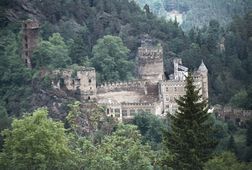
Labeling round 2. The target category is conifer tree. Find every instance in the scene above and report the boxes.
[163,72,217,170]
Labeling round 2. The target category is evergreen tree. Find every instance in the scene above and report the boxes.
[163,72,217,170]
[227,135,237,154]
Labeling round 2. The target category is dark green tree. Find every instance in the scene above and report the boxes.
[227,135,237,154]
[163,72,217,170]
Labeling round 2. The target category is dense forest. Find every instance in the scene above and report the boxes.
[135,0,251,31]
[0,0,252,169]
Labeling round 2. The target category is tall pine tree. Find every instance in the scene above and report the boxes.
[163,72,217,170]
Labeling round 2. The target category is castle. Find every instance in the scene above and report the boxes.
[52,35,208,120]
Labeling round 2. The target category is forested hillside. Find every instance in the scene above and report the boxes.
[135,0,252,31]
[0,0,252,116]
[1,0,252,169]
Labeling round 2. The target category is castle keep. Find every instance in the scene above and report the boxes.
[53,36,208,120]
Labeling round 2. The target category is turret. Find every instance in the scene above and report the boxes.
[198,60,208,100]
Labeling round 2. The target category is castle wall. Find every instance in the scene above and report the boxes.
[159,78,203,114]
[97,80,147,94]
[214,105,252,125]
[99,101,159,121]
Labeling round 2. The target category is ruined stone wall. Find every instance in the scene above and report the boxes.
[215,105,252,124]
[52,67,96,100]
[22,19,39,68]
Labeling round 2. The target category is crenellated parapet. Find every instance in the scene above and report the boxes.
[122,102,154,106]
[97,80,147,94]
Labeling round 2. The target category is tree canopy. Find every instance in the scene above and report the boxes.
[91,35,134,83]
[0,108,77,170]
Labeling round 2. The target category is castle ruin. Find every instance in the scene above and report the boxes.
[52,36,209,120]
[21,19,39,68]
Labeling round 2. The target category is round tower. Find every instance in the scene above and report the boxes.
[198,60,208,100]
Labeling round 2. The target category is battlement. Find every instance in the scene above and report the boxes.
[122,102,154,106]
[138,47,163,59]
[97,80,146,93]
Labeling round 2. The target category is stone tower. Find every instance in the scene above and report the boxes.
[137,35,164,82]
[198,60,208,100]
[22,19,39,68]
[52,67,97,101]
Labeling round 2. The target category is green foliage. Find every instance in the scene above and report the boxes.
[67,101,117,143]
[91,35,134,83]
[0,108,78,169]
[0,24,33,116]
[163,73,217,170]
[87,124,154,170]
[204,152,252,170]
[132,112,165,149]
[33,33,71,69]
[0,104,11,150]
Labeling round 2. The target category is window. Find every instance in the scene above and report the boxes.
[107,108,109,115]
[115,114,120,117]
[88,79,92,83]
[122,110,127,117]
[174,87,177,91]
[87,96,90,100]
[145,109,151,113]
[130,110,136,116]
[137,109,144,114]
[115,109,120,113]
[166,87,169,92]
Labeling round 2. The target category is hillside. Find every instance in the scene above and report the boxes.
[0,1,252,169]
[0,0,252,116]
[135,0,251,31]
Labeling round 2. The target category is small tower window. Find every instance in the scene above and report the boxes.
[88,79,92,83]
[87,96,90,100]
